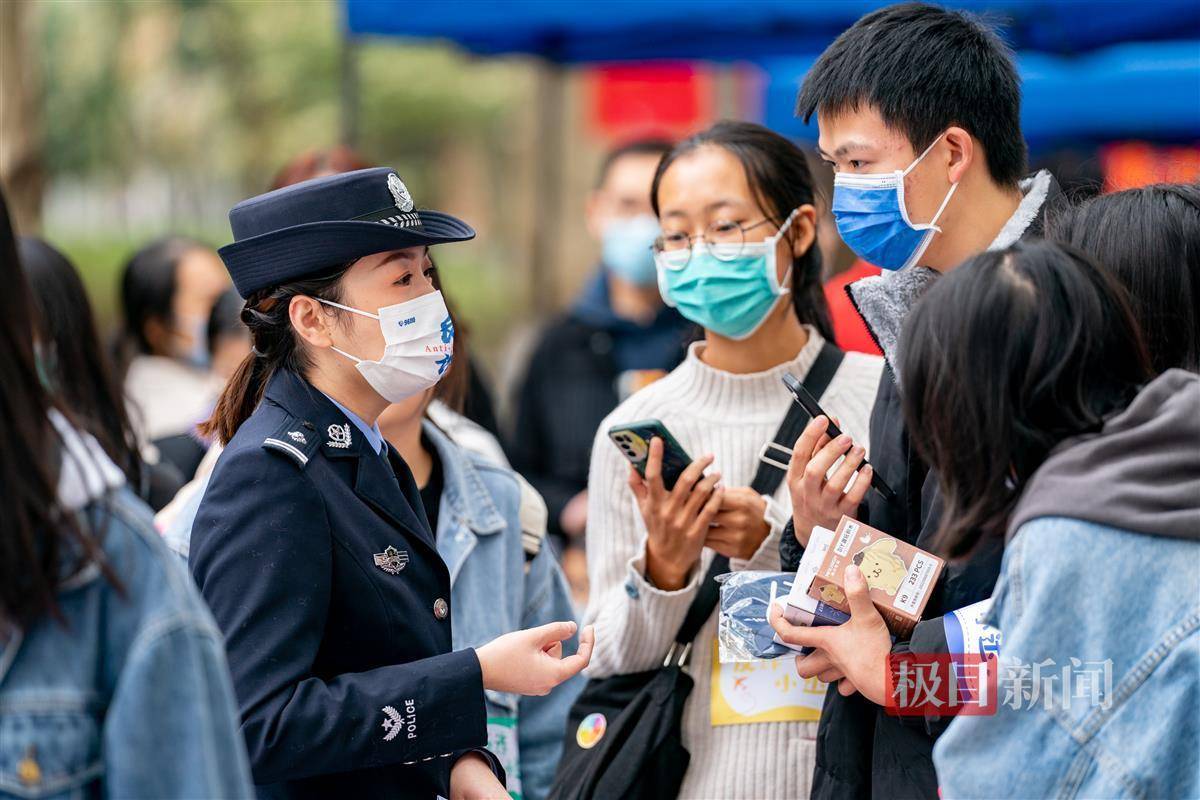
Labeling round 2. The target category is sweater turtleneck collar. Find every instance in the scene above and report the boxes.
[668,326,825,419]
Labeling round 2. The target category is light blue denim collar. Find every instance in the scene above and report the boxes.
[422,421,505,536]
[319,391,385,455]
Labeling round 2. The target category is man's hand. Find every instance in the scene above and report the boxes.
[786,416,872,547]
[706,486,770,560]
[768,564,892,705]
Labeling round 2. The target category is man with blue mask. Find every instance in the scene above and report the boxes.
[511,138,691,579]
[774,5,1062,800]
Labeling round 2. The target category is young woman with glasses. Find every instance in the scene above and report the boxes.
[581,121,884,798]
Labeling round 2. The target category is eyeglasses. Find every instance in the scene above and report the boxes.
[653,218,774,268]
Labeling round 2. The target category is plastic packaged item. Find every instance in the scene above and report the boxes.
[717,571,800,663]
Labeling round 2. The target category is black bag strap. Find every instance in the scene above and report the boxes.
[751,341,846,496]
[669,341,846,652]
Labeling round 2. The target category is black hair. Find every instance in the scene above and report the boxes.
[206,286,248,355]
[901,240,1153,558]
[797,2,1027,188]
[1047,182,1200,375]
[18,236,144,490]
[200,271,347,445]
[596,137,675,189]
[1,189,121,629]
[119,236,203,357]
[650,120,834,341]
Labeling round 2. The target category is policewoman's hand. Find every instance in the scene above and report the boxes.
[449,752,508,799]
[631,437,723,591]
[786,415,872,547]
[706,486,770,560]
[768,564,891,706]
[476,621,595,696]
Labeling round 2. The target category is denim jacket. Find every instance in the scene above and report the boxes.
[424,422,583,800]
[0,486,254,799]
[932,517,1200,798]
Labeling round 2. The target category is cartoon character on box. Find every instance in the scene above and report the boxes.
[851,537,907,596]
[816,583,846,605]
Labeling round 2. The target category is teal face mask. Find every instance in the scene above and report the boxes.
[655,209,798,340]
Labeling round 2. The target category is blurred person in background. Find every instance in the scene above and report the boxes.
[207,286,253,381]
[510,137,692,600]
[18,236,184,511]
[582,121,883,798]
[898,241,1196,798]
[377,304,582,800]
[273,146,504,439]
[155,286,251,534]
[0,189,254,798]
[119,236,231,481]
[779,5,1062,796]
[1047,182,1200,375]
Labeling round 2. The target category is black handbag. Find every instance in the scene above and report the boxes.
[548,343,845,800]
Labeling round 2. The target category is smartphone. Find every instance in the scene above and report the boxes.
[608,419,693,491]
[780,373,897,502]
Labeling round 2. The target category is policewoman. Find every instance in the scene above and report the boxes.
[189,168,594,800]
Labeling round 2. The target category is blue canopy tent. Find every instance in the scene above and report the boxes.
[341,0,1200,307]
[345,0,1200,60]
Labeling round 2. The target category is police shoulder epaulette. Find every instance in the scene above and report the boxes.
[261,417,320,469]
[515,474,548,562]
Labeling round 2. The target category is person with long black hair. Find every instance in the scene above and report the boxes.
[0,191,254,797]
[188,167,592,799]
[905,241,1197,797]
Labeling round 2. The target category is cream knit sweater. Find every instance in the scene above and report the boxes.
[583,328,883,799]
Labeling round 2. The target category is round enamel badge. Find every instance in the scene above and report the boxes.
[576,712,607,749]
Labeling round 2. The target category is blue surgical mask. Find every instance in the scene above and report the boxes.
[655,209,798,340]
[831,134,958,271]
[602,214,660,286]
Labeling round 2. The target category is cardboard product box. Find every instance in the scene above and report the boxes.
[807,515,945,638]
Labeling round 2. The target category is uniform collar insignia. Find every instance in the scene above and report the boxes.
[327,422,352,449]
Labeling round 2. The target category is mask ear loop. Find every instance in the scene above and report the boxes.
[899,131,959,233]
[315,298,374,363]
[766,207,802,295]
[317,297,381,321]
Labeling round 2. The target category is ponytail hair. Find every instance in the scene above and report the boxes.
[199,269,348,444]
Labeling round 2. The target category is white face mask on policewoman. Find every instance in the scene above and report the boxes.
[319,290,454,403]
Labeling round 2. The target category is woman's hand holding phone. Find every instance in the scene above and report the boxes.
[630,437,723,591]
[786,415,872,547]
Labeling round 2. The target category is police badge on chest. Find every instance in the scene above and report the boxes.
[373,545,409,575]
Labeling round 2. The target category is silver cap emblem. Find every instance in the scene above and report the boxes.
[388,173,414,213]
[374,545,409,575]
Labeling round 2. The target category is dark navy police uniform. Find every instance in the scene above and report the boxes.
[191,368,498,798]
[191,168,497,799]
